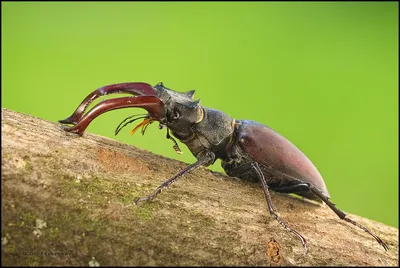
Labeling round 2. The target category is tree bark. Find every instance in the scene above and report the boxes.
[1,107,398,266]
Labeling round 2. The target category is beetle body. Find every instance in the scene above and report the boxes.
[222,120,330,200]
[173,103,330,201]
[59,82,388,252]
[177,107,234,159]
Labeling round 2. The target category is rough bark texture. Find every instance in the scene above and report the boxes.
[1,107,398,266]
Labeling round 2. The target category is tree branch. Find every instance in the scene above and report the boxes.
[1,108,398,266]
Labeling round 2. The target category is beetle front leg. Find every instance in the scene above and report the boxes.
[134,151,215,205]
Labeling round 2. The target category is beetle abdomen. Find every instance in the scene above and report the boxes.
[230,120,330,199]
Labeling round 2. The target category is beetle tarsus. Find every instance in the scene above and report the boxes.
[309,184,389,251]
[343,217,389,251]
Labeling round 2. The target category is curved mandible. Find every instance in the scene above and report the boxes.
[59,82,158,125]
[60,96,164,136]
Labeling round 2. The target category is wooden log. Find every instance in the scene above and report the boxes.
[1,108,398,266]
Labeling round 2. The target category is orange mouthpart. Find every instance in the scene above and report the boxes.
[130,118,152,135]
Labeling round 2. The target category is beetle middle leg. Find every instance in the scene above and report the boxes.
[227,161,308,252]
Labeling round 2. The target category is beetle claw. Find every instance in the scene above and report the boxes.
[302,241,309,255]
[133,196,150,206]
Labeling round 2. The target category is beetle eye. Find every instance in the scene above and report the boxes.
[172,108,180,120]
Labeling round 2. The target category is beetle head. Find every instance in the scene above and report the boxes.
[58,81,203,139]
[153,82,203,135]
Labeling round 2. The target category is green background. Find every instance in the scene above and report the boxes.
[2,2,398,228]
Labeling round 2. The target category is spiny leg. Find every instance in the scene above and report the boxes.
[134,151,215,205]
[251,162,308,253]
[309,184,389,251]
[226,162,308,252]
[59,82,157,125]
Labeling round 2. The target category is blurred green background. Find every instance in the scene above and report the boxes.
[2,2,398,227]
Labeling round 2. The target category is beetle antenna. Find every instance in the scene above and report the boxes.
[166,128,183,155]
[141,120,154,135]
[115,114,148,136]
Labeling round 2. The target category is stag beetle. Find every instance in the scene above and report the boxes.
[59,82,388,252]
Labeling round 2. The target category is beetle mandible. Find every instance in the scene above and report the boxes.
[59,82,388,252]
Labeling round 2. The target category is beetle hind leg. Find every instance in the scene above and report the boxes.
[309,185,389,251]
